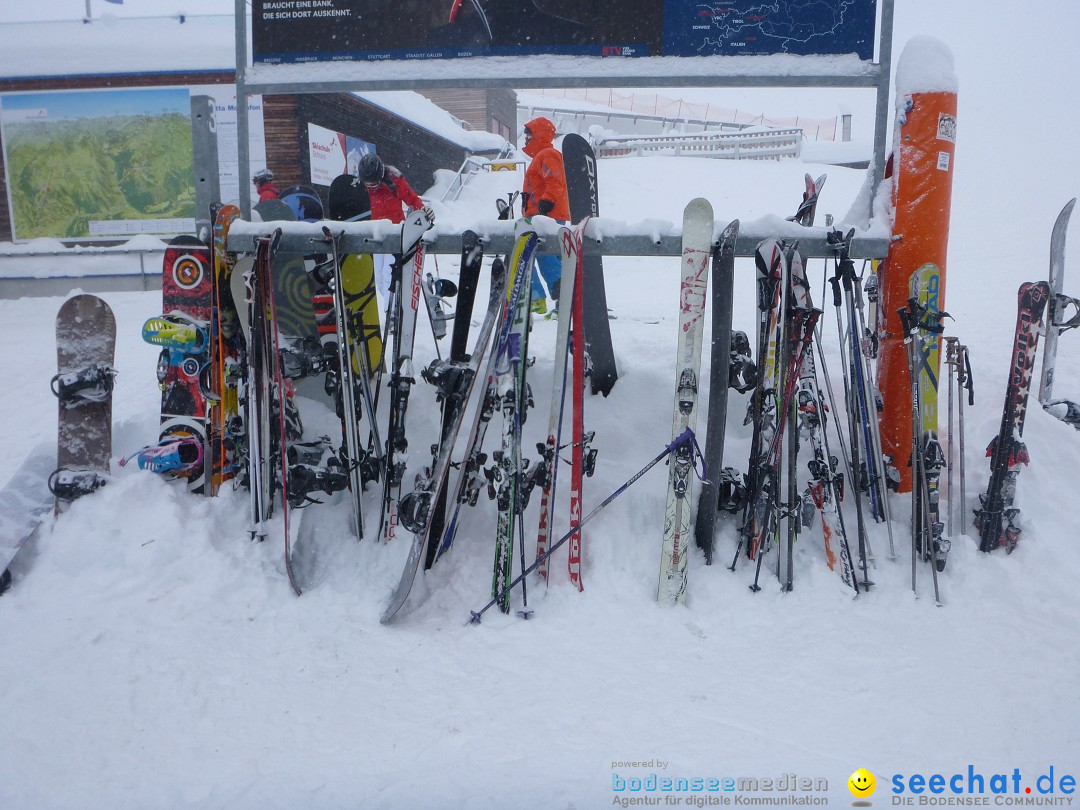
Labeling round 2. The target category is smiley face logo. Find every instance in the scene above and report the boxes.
[848,768,876,798]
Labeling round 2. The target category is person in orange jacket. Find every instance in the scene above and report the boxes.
[359,152,435,300]
[521,116,570,314]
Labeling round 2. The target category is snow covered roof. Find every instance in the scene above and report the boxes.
[0,16,507,154]
[0,15,236,80]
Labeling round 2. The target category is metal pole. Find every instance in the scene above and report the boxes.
[871,0,896,200]
[235,0,252,219]
[957,344,970,535]
[944,337,957,537]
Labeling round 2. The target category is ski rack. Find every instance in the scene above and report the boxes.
[226,220,891,261]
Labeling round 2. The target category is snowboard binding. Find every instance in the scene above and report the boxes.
[120,436,204,478]
[141,311,210,354]
[288,461,350,508]
[51,363,117,407]
[48,468,108,501]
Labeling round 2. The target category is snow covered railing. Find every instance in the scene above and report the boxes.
[592,128,803,161]
[440,156,489,203]
[226,218,890,260]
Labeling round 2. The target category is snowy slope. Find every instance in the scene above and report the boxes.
[2,1,1080,808]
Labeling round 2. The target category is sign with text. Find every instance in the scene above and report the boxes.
[252,0,876,65]
[306,122,375,185]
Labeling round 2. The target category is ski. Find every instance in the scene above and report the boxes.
[379,209,436,544]
[316,227,375,545]
[566,218,591,590]
[975,281,1051,553]
[379,251,508,623]
[735,238,786,567]
[789,173,827,227]
[534,225,579,582]
[910,263,949,571]
[694,219,739,564]
[425,230,485,569]
[488,222,539,614]
[658,198,712,605]
[797,351,859,593]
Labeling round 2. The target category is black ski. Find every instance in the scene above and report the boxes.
[561,133,618,396]
[694,219,739,563]
[425,230,485,569]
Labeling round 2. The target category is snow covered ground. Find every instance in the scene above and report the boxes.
[2,2,1080,808]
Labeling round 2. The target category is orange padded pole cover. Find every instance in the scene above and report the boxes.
[877,83,957,492]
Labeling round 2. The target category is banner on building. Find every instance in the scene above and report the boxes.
[307,122,376,185]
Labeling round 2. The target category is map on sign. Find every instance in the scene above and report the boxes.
[663,0,876,60]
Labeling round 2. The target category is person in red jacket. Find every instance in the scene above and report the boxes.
[359,153,434,300]
[521,116,570,315]
[252,169,280,202]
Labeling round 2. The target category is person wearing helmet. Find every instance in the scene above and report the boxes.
[358,152,435,300]
[252,169,280,202]
[521,117,570,316]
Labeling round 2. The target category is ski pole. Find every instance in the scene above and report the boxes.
[469,428,705,624]
[831,260,873,588]
[944,337,958,537]
[958,345,972,534]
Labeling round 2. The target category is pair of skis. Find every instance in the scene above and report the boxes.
[382,222,535,622]
[658,199,741,604]
[974,199,1075,555]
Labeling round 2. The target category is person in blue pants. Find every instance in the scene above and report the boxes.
[521,116,571,315]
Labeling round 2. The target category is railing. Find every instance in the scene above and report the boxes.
[440,143,521,203]
[592,128,803,161]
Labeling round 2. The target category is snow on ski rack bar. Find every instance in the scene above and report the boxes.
[226,218,891,259]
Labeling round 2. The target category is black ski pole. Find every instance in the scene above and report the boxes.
[468,428,705,624]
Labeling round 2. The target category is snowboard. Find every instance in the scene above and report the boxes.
[54,294,116,512]
[153,235,213,491]
[1038,197,1077,423]
[0,443,54,593]
[206,205,244,495]
[561,133,619,396]
[324,175,383,376]
[280,185,325,222]
[255,200,319,341]
[329,174,371,222]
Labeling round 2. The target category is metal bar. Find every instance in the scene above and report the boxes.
[242,74,884,97]
[235,0,251,219]
[871,0,896,198]
[225,222,890,260]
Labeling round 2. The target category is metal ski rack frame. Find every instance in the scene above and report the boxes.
[231,0,896,231]
[226,221,892,263]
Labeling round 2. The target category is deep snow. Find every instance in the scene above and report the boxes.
[2,1,1080,808]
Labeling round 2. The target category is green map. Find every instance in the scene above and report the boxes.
[6,112,195,240]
